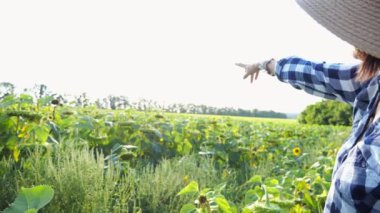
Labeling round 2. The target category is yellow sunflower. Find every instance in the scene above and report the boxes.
[293,147,301,157]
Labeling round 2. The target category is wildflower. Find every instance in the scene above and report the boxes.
[293,147,301,157]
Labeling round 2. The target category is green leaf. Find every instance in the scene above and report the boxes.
[200,188,212,195]
[296,179,311,191]
[6,136,19,150]
[180,204,197,213]
[215,183,227,193]
[304,192,316,209]
[215,197,231,213]
[0,95,17,108]
[182,139,192,155]
[316,189,328,200]
[19,94,34,104]
[13,148,20,162]
[249,202,281,213]
[177,181,199,196]
[75,116,95,130]
[230,205,238,213]
[31,125,50,143]
[266,187,280,196]
[24,209,38,213]
[264,178,279,187]
[244,189,259,205]
[271,199,294,209]
[247,175,262,184]
[37,96,54,106]
[254,185,264,199]
[242,208,252,213]
[310,161,321,169]
[3,185,54,213]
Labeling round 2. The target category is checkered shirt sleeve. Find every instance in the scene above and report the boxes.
[275,56,362,105]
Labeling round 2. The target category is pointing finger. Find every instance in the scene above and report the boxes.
[255,71,259,80]
[235,63,247,68]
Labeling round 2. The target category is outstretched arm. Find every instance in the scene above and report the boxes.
[236,56,364,105]
[275,57,363,105]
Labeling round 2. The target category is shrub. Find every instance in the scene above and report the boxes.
[298,100,352,126]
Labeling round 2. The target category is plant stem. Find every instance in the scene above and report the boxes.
[263,185,270,206]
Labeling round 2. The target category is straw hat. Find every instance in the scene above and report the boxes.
[295,0,380,59]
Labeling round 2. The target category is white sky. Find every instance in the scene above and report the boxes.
[0,0,359,113]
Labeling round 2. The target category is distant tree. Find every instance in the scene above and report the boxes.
[75,93,90,107]
[160,102,286,118]
[118,96,130,109]
[95,98,104,109]
[298,100,352,126]
[32,84,50,99]
[55,95,67,105]
[108,95,119,110]
[0,82,15,99]
[102,98,109,109]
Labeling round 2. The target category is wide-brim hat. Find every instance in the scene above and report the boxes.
[296,0,380,59]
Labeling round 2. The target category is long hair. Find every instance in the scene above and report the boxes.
[354,48,380,82]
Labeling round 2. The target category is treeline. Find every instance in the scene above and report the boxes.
[0,82,288,119]
[128,102,287,118]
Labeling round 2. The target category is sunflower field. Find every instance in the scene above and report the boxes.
[0,94,351,212]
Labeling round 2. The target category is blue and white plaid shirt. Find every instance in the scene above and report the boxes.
[276,57,380,212]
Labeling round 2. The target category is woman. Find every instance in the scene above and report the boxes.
[236,0,380,212]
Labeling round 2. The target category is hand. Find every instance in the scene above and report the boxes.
[235,63,260,83]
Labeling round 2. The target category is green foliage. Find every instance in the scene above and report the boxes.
[3,185,54,213]
[177,180,235,213]
[177,181,199,196]
[298,100,353,126]
[134,154,220,212]
[0,94,351,212]
[180,204,198,213]
[0,94,55,162]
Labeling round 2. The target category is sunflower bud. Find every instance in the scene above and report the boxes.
[51,99,60,105]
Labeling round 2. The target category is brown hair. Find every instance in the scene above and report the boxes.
[354,48,380,82]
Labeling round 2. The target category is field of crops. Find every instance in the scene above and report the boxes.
[0,95,351,212]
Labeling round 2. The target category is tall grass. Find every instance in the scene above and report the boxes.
[0,143,227,212]
[1,144,134,212]
[135,155,221,212]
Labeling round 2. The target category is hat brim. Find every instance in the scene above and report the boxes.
[296,0,380,58]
